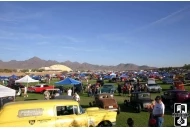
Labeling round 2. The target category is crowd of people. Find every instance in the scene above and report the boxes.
[117,79,148,96]
[43,87,81,102]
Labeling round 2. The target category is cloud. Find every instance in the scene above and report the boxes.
[1,46,18,51]
[35,42,49,45]
[0,2,47,23]
[61,46,108,52]
[96,6,190,45]
[62,36,84,43]
[0,29,83,45]
[132,6,190,33]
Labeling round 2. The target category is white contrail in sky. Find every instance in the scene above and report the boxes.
[131,6,190,34]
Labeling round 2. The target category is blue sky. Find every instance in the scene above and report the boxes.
[0,2,190,67]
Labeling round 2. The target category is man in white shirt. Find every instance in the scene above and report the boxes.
[152,96,165,127]
[67,88,72,96]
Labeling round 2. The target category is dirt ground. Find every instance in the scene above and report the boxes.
[0,71,62,76]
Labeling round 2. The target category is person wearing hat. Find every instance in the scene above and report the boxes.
[152,96,165,127]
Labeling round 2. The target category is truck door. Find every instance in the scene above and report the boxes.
[55,105,75,127]
[72,105,88,127]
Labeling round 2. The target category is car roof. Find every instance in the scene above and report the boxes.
[96,93,113,96]
[46,89,59,90]
[36,84,47,86]
[3,100,78,109]
[103,84,113,86]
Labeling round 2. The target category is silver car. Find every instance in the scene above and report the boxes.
[147,84,162,93]
[147,78,162,93]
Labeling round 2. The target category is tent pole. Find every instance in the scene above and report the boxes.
[73,85,74,95]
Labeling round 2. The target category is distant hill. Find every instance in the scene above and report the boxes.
[0,56,156,71]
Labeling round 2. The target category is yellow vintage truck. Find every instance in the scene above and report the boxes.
[0,100,117,127]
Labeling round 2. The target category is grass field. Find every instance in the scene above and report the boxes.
[14,79,190,127]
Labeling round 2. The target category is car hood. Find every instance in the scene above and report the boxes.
[85,107,117,126]
[148,86,161,88]
[100,99,118,107]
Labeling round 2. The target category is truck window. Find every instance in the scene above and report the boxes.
[56,105,78,116]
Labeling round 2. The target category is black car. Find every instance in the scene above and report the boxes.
[124,92,153,113]
[161,90,190,110]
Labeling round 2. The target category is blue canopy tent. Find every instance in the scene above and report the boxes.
[55,77,82,93]
[120,74,128,78]
[55,77,81,85]
[79,73,86,78]
[0,76,9,80]
[9,75,18,79]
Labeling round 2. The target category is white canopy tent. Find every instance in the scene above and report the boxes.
[15,75,39,84]
[0,85,16,98]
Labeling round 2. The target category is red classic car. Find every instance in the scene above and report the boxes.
[27,84,54,93]
[161,90,190,109]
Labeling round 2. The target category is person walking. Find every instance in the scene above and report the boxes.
[117,83,122,96]
[67,88,72,96]
[23,86,28,98]
[122,85,127,97]
[152,96,165,127]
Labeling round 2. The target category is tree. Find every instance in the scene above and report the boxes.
[183,64,190,70]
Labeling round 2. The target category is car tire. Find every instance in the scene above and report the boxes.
[97,121,112,127]
[158,89,161,93]
[136,104,141,113]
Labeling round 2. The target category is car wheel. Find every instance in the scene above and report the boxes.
[136,104,141,113]
[98,121,112,127]
[158,89,161,93]
[117,106,121,114]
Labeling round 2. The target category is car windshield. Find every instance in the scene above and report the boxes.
[100,88,113,93]
[148,84,157,87]
[35,85,41,87]
[103,85,112,88]
[138,93,150,99]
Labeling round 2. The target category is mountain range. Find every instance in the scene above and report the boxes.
[0,57,156,71]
